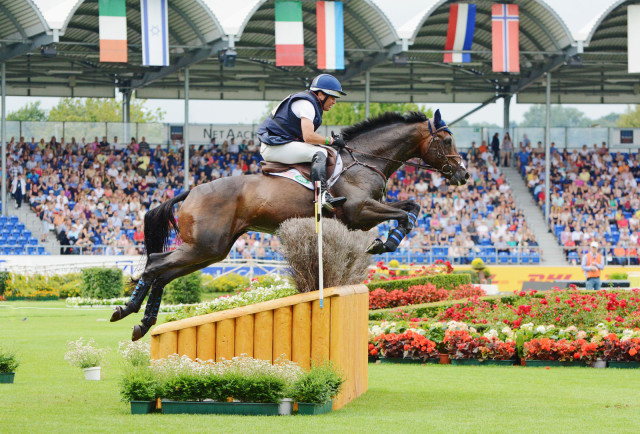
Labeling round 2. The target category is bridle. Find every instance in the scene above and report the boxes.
[339,118,464,183]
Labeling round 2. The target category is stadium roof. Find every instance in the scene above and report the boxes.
[0,0,639,104]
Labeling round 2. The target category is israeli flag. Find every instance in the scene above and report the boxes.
[141,0,169,66]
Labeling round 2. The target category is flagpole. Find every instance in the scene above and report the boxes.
[315,181,324,308]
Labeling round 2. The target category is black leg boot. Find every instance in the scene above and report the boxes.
[110,278,151,322]
[311,152,346,211]
[132,285,164,341]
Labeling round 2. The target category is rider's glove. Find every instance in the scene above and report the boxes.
[331,132,346,150]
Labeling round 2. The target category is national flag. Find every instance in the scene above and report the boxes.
[140,0,169,66]
[99,0,127,63]
[275,1,304,66]
[444,3,476,63]
[316,1,344,70]
[491,4,519,73]
[628,5,640,73]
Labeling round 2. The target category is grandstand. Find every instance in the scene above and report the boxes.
[0,1,638,267]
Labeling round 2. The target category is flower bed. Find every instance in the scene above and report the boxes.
[369,283,485,310]
[119,355,344,415]
[429,289,640,329]
[165,278,297,322]
[5,289,59,301]
[366,261,470,292]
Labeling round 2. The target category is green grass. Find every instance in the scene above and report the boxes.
[2,301,640,433]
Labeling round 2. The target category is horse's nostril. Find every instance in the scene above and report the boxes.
[464,172,470,179]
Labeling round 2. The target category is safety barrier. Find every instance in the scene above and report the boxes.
[150,284,369,410]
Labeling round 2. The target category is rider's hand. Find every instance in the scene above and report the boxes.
[331,132,346,150]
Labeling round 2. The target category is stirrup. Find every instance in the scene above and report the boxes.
[321,191,346,211]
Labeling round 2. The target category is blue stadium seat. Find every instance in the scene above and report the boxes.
[28,238,38,245]
[13,247,25,255]
[520,253,530,264]
[37,246,46,254]
[2,246,11,255]
[531,253,541,264]
[498,251,510,264]
[568,251,579,263]
[9,215,18,224]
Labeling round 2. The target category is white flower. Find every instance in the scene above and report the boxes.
[536,326,546,334]
[521,323,534,331]
[484,329,498,339]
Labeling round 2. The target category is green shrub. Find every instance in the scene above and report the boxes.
[203,273,250,293]
[366,273,470,292]
[291,362,345,404]
[120,366,161,402]
[81,268,123,299]
[609,272,628,280]
[164,272,202,305]
[0,348,19,373]
[0,271,9,296]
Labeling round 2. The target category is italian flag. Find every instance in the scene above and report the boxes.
[316,1,344,70]
[275,1,304,66]
[99,0,127,63]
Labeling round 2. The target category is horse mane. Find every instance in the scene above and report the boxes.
[341,111,428,141]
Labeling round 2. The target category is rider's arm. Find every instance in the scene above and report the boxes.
[300,118,331,145]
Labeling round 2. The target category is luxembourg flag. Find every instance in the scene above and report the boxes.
[492,4,519,72]
[140,0,169,66]
[444,3,476,63]
[316,1,344,70]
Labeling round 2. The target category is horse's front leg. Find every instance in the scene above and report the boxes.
[344,199,420,254]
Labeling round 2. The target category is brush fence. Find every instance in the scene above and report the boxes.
[150,284,368,410]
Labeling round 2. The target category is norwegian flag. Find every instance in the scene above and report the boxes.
[491,4,519,73]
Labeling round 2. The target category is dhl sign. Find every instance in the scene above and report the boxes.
[456,266,637,292]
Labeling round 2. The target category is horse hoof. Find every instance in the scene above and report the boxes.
[365,239,385,255]
[110,306,126,322]
[132,324,149,341]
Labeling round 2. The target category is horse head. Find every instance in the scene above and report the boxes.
[419,109,469,186]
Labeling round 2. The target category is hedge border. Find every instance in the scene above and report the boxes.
[366,274,471,292]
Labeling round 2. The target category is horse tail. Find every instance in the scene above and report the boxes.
[143,190,190,257]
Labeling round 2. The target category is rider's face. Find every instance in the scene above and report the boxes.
[322,94,337,111]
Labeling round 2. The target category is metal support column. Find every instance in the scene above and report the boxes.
[544,73,551,226]
[364,71,370,119]
[184,67,190,190]
[122,90,131,145]
[503,95,511,132]
[1,63,6,216]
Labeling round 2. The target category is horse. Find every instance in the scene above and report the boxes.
[110,109,469,340]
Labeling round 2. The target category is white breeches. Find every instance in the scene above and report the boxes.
[260,141,327,164]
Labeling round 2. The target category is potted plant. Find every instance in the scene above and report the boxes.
[64,337,108,380]
[602,334,640,368]
[470,258,490,284]
[120,366,161,414]
[0,348,19,383]
[523,338,593,367]
[291,362,345,415]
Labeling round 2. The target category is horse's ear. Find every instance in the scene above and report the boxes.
[434,109,442,125]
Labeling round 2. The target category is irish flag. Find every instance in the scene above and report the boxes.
[316,1,344,70]
[99,0,127,63]
[275,1,304,66]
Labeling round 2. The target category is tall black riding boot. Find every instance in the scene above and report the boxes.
[311,152,346,211]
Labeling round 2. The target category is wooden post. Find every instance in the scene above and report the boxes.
[292,302,311,370]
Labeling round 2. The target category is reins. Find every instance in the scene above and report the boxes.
[337,120,462,183]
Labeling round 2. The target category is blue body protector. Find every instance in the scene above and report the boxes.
[256,91,324,146]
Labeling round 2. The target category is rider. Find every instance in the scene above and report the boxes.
[257,74,347,211]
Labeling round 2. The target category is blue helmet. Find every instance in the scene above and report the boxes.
[309,74,346,97]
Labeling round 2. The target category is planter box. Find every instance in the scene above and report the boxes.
[161,401,279,416]
[608,361,640,369]
[379,357,439,365]
[0,373,15,383]
[368,356,378,363]
[297,401,333,415]
[525,360,588,368]
[130,401,156,414]
[450,359,515,366]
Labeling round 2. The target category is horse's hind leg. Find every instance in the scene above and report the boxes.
[131,244,231,340]
[110,278,152,322]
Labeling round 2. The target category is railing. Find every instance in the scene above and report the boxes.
[4,121,639,150]
[56,244,544,264]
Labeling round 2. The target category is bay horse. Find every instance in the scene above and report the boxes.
[111,110,469,340]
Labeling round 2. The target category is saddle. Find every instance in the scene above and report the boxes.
[260,148,338,183]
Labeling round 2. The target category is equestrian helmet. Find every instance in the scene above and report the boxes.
[309,74,347,97]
